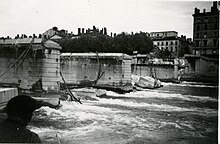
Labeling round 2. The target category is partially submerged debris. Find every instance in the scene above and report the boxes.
[131,75,162,89]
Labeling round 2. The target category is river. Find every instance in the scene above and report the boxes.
[30,82,218,144]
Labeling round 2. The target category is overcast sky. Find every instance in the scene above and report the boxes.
[0,0,214,38]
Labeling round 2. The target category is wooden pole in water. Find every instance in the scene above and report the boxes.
[60,71,82,104]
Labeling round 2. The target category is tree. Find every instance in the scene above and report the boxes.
[56,31,154,55]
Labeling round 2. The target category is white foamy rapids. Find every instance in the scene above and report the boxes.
[36,101,129,122]
[32,102,158,143]
[162,81,218,88]
[95,98,217,116]
[106,90,217,102]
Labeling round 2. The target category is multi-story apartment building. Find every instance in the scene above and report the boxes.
[184,1,219,82]
[150,31,191,58]
[192,1,219,55]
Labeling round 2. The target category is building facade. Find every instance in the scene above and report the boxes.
[184,1,219,82]
[43,27,71,39]
[191,1,219,55]
[150,31,191,58]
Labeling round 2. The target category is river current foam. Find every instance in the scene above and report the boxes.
[30,82,218,144]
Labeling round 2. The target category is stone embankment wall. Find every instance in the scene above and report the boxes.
[0,38,61,91]
[131,64,174,80]
[0,88,18,109]
[61,53,132,85]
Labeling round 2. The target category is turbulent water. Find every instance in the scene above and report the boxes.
[30,82,218,144]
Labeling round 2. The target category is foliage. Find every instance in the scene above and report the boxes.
[56,32,154,55]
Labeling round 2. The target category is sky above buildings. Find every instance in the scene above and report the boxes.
[0,0,214,39]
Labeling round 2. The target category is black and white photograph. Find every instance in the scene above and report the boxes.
[0,0,219,143]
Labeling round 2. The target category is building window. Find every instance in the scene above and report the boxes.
[208,66,215,72]
[196,18,201,23]
[175,41,178,45]
[213,50,217,54]
[157,42,160,46]
[35,49,44,59]
[48,49,52,54]
[166,47,168,50]
[203,40,207,47]
[204,17,208,23]
[214,16,217,22]
[170,41,173,45]
[195,40,199,46]
[173,47,176,52]
[161,42,164,46]
[213,39,217,46]
[166,42,168,45]
[197,33,200,38]
[214,24,217,29]
[170,47,173,52]
[197,25,200,30]
[204,24,207,30]
[204,32,207,38]
[214,32,218,37]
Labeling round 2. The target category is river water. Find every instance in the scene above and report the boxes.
[30,82,218,144]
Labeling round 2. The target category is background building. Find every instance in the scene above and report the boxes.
[184,1,219,82]
[150,31,191,58]
[191,1,219,55]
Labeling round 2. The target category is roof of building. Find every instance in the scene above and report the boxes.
[0,38,61,50]
[61,53,132,60]
[152,36,179,41]
[0,38,41,44]
[150,31,178,34]
[50,34,63,39]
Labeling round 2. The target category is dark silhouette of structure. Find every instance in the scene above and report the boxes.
[184,1,219,82]
[192,1,219,55]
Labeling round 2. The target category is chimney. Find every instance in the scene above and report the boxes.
[194,7,197,14]
[82,28,85,34]
[33,34,36,38]
[104,27,107,35]
[203,9,206,13]
[78,28,81,35]
[211,1,218,12]
[213,1,217,8]
[195,8,200,14]
[53,26,58,31]
[100,29,103,34]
